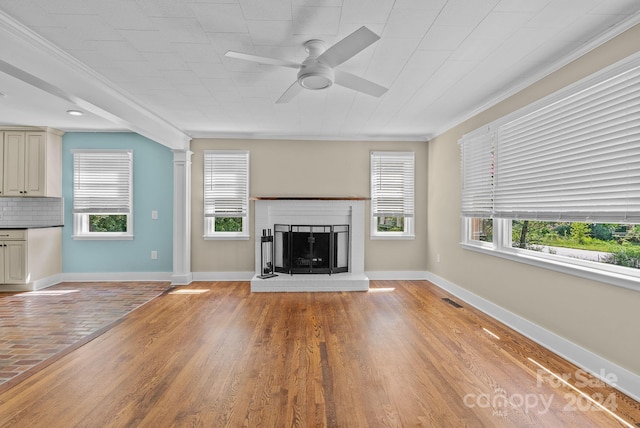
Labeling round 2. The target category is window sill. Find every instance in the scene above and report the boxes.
[461,242,640,292]
[73,235,134,241]
[370,234,415,240]
[203,235,250,241]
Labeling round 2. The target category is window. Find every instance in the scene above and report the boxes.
[370,151,414,239]
[204,150,249,239]
[467,218,493,243]
[460,55,640,290]
[73,150,133,240]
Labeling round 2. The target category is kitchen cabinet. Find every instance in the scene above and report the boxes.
[0,228,61,287]
[0,229,26,284]
[0,127,63,197]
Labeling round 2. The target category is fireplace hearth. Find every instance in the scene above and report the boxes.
[274,224,349,275]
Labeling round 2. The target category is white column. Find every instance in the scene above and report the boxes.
[172,149,193,285]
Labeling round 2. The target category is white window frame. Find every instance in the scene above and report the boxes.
[72,149,133,240]
[203,150,250,240]
[370,151,415,240]
[462,218,640,291]
[461,217,494,250]
[460,53,640,292]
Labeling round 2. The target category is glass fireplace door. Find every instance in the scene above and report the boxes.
[273,224,349,275]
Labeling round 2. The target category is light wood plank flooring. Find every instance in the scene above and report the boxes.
[0,280,638,427]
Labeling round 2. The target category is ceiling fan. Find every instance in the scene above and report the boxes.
[224,26,388,103]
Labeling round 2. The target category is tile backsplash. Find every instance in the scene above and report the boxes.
[0,197,64,228]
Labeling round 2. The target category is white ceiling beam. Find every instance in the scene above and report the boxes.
[0,10,191,150]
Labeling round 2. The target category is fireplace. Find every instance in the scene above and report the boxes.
[274,224,349,274]
[251,197,369,292]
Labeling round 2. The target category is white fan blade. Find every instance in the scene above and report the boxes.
[334,70,387,97]
[317,26,380,68]
[224,51,300,69]
[276,81,303,103]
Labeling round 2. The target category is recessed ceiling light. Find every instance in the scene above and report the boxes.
[66,109,83,116]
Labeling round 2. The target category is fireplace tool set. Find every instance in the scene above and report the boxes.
[258,228,277,279]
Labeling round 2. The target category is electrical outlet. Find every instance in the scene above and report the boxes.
[151,210,158,220]
[436,253,441,263]
[151,251,157,260]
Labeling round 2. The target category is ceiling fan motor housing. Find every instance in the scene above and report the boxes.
[297,40,333,90]
[298,59,334,90]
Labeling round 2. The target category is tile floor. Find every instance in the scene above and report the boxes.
[0,282,169,389]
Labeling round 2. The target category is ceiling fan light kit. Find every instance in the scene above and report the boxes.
[224,26,388,103]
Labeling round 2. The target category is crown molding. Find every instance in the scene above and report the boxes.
[189,131,429,142]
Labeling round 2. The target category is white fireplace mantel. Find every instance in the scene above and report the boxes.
[251,198,369,292]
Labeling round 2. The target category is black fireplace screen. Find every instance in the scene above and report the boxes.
[274,224,349,274]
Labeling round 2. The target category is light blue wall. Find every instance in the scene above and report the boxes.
[62,133,173,273]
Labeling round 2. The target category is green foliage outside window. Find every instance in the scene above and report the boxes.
[377,216,404,232]
[215,217,243,232]
[89,215,127,232]
[511,220,640,269]
[570,222,590,244]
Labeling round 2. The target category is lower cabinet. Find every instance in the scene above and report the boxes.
[1,240,26,283]
[0,228,61,287]
[0,230,26,284]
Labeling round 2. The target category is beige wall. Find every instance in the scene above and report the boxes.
[191,138,428,273]
[427,24,640,374]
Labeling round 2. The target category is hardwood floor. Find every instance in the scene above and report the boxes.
[0,280,638,427]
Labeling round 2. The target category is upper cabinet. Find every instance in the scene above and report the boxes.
[0,128,63,197]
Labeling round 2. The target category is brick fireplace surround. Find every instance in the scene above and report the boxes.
[251,197,369,292]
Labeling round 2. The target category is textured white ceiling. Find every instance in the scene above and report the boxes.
[0,0,639,147]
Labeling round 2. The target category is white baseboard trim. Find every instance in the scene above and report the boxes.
[188,271,429,282]
[0,272,172,292]
[0,283,36,292]
[366,271,428,280]
[33,273,64,290]
[191,271,255,282]
[171,272,193,286]
[425,272,640,403]
[1,274,65,292]
[60,272,173,282]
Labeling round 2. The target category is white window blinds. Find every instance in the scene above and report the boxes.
[204,150,249,218]
[73,150,132,214]
[460,129,494,218]
[494,63,640,222]
[460,58,640,223]
[371,151,415,217]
